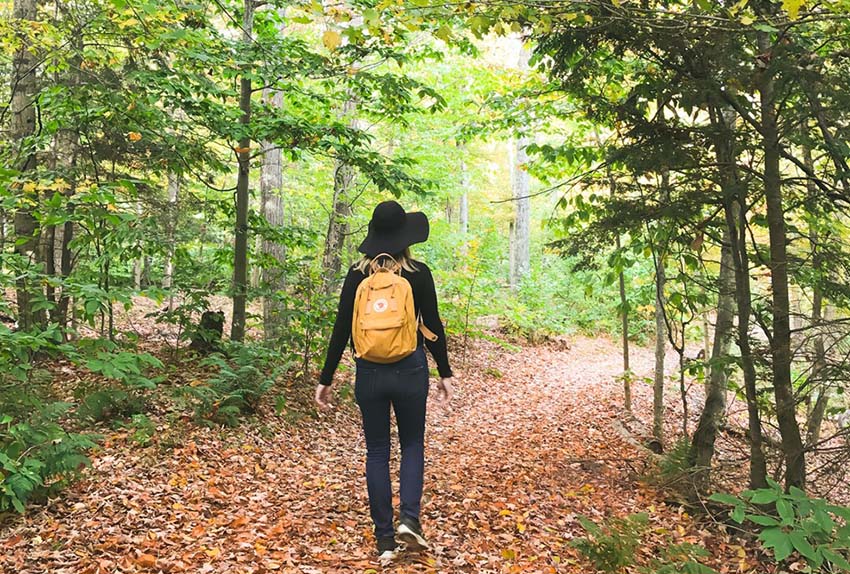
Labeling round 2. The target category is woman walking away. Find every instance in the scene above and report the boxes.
[315,200,454,563]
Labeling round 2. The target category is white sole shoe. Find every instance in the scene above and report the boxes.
[378,549,397,565]
[397,523,430,551]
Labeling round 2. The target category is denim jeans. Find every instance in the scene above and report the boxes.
[354,346,429,539]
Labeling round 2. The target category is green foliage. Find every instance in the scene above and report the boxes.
[709,480,850,571]
[179,343,283,427]
[572,512,717,573]
[572,512,648,572]
[0,403,97,513]
[125,414,156,447]
[656,436,695,483]
[77,388,147,422]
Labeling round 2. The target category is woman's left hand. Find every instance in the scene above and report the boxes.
[315,383,333,410]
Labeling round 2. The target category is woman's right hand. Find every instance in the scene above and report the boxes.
[315,383,333,410]
[435,377,453,404]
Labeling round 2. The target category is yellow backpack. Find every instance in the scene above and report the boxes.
[351,254,438,364]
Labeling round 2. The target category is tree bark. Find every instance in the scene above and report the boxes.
[510,44,531,289]
[803,144,828,448]
[230,0,255,342]
[260,88,287,341]
[11,0,42,331]
[653,253,666,445]
[162,172,179,309]
[758,31,806,490]
[321,97,357,293]
[689,228,736,490]
[459,151,469,236]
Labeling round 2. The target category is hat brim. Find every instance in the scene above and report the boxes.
[357,211,429,258]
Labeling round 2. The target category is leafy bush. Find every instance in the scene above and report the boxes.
[84,349,163,390]
[572,512,648,572]
[709,480,850,571]
[77,388,147,422]
[74,346,162,422]
[572,512,717,573]
[0,403,97,513]
[179,343,282,426]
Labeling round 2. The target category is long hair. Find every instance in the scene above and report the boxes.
[355,247,419,274]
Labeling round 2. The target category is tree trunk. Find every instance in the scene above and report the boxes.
[511,136,531,288]
[133,199,143,290]
[459,151,469,236]
[803,144,828,449]
[11,0,41,331]
[321,98,357,293]
[260,88,287,341]
[54,23,80,330]
[689,228,736,490]
[230,0,255,342]
[758,31,806,490]
[653,255,666,445]
[510,44,531,289]
[162,172,179,309]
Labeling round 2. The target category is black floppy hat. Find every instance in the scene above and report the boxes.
[357,200,430,258]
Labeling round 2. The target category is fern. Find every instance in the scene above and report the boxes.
[1,404,98,512]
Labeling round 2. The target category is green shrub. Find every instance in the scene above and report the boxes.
[710,479,850,572]
[77,388,147,422]
[572,512,648,572]
[0,403,97,513]
[179,343,282,426]
[572,512,717,573]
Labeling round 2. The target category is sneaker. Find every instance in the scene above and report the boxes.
[376,536,398,563]
[397,515,430,551]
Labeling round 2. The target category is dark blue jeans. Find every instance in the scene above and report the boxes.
[354,346,429,539]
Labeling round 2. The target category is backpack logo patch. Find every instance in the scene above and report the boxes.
[372,298,389,313]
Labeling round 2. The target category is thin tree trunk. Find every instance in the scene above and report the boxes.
[260,88,286,340]
[459,149,469,236]
[54,18,80,330]
[510,43,531,289]
[162,172,179,309]
[690,228,736,491]
[758,31,806,490]
[803,143,828,448]
[321,97,357,293]
[11,0,41,331]
[596,128,631,411]
[511,134,531,287]
[134,199,143,290]
[653,254,666,445]
[230,0,255,342]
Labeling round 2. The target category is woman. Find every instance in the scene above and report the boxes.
[315,200,454,562]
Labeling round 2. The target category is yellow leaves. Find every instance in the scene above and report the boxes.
[22,181,37,194]
[516,520,527,533]
[501,547,517,560]
[322,30,341,51]
[204,546,221,559]
[740,14,754,25]
[782,0,805,19]
[128,131,142,142]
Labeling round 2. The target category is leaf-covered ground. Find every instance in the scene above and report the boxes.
[3,336,767,573]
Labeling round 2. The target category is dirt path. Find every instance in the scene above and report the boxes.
[2,336,737,574]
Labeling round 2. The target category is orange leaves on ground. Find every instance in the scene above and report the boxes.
[1,336,769,573]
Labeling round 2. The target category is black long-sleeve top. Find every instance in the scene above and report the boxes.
[319,261,452,386]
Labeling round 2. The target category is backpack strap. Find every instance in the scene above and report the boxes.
[369,253,401,275]
[417,313,439,342]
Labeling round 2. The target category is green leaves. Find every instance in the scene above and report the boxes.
[711,488,850,571]
[760,527,794,561]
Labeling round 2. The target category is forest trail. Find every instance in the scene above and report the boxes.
[3,337,736,574]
